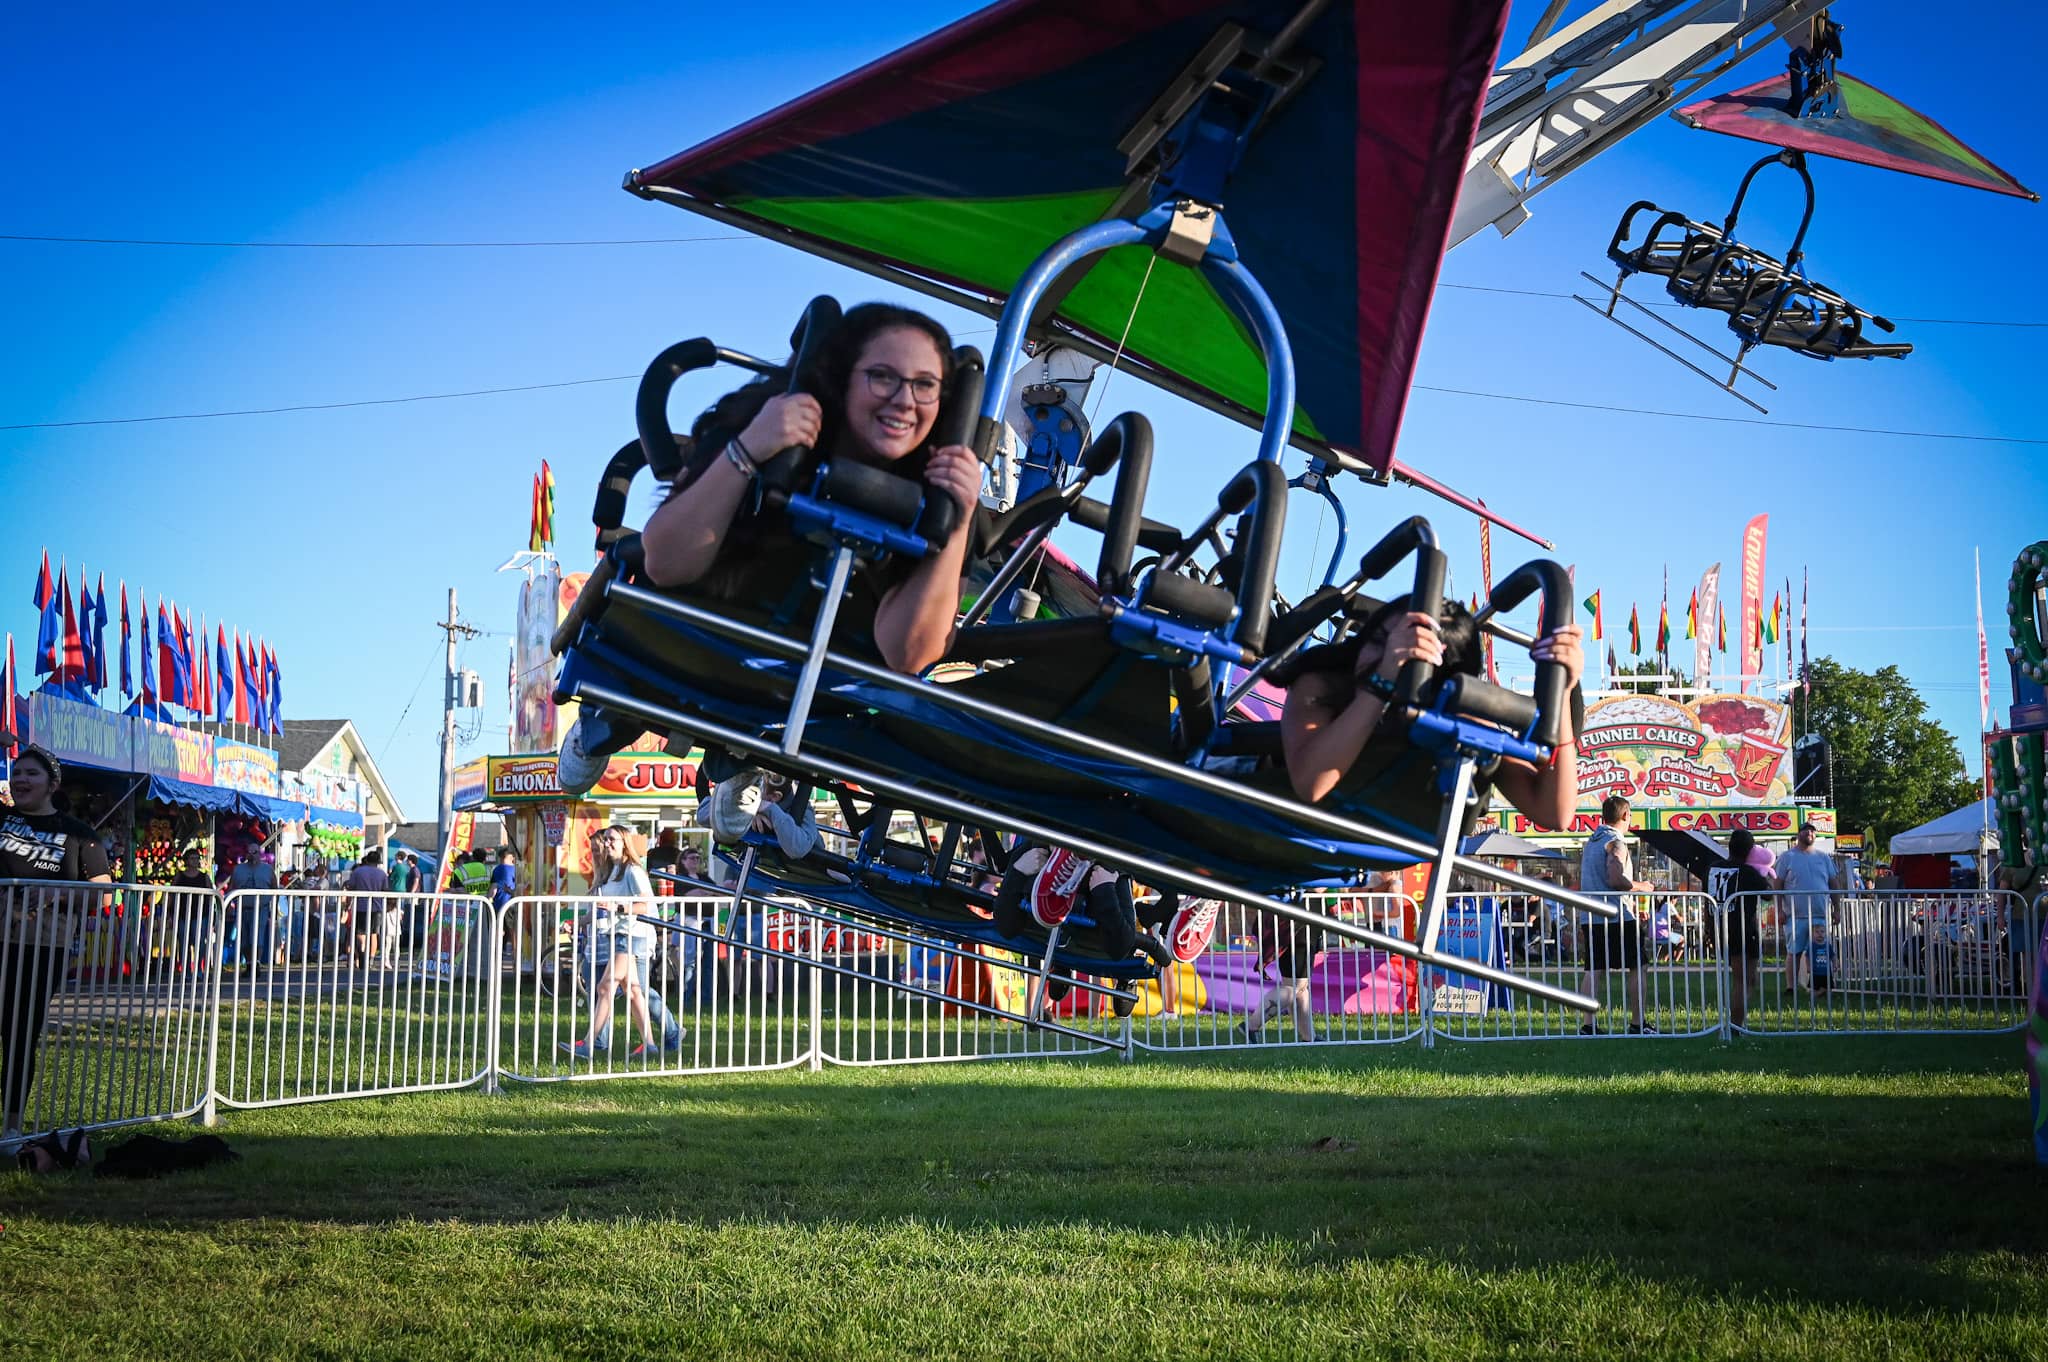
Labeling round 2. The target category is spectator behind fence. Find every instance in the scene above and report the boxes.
[346,850,390,968]
[491,848,517,915]
[1710,829,1772,1029]
[2,746,112,1146]
[563,825,683,1059]
[1577,795,1653,1035]
[389,852,415,895]
[228,850,277,968]
[1774,822,1843,995]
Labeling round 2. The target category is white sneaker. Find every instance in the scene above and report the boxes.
[557,717,608,797]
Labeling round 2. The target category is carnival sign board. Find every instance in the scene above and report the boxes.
[212,740,280,796]
[1571,691,1792,807]
[486,751,699,804]
[1484,804,1835,842]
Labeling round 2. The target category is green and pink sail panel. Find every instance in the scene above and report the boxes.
[1675,71,2036,201]
[630,0,1512,478]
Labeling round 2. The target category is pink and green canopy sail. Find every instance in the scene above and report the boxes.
[1675,71,2036,201]
[630,0,1512,478]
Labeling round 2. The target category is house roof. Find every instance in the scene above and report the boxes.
[272,718,406,826]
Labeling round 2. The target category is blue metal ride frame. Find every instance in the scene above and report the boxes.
[1290,460,1350,589]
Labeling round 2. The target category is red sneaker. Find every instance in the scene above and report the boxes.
[1168,899,1220,964]
[1030,848,1090,928]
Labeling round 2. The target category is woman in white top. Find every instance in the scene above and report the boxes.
[562,825,668,1058]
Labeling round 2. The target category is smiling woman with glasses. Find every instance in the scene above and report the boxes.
[558,301,985,801]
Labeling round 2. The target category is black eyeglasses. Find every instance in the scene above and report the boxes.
[862,366,942,406]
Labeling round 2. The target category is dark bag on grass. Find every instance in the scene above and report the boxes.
[95,1133,239,1179]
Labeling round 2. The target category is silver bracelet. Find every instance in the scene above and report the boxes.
[723,440,758,481]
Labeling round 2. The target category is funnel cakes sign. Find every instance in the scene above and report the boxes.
[1573,693,1791,806]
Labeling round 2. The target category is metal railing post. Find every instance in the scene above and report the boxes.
[200,893,227,1128]
[483,901,505,1095]
[807,909,824,1073]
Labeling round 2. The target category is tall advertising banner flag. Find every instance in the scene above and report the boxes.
[1739,514,1769,689]
[234,636,252,726]
[1800,569,1811,690]
[58,571,86,684]
[91,574,109,692]
[1977,548,1991,728]
[119,584,132,698]
[216,626,234,719]
[3,634,18,759]
[1695,564,1721,692]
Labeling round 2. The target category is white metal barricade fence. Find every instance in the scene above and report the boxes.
[211,889,495,1111]
[3,879,220,1140]
[1130,893,1424,1052]
[7,880,2041,1147]
[1430,891,1723,1041]
[1725,890,2038,1035]
[497,894,815,1082]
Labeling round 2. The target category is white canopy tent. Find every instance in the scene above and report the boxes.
[1889,799,1999,857]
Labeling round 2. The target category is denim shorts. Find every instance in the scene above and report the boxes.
[1789,918,1826,954]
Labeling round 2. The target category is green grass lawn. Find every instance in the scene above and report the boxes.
[2,1035,2042,1361]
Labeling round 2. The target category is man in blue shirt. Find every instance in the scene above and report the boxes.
[490,849,518,914]
[1774,822,1843,993]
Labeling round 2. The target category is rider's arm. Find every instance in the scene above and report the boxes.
[642,395,820,587]
[1488,624,1584,833]
[1281,670,1390,804]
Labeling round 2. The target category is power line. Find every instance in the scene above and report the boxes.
[0,376,636,430]
[8,370,2040,445]
[1437,280,2048,329]
[1410,383,2048,446]
[0,232,756,249]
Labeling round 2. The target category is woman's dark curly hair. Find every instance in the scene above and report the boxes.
[1267,594,1484,689]
[678,302,959,494]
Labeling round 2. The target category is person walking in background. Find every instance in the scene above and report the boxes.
[345,850,390,969]
[168,847,218,973]
[1774,822,1843,995]
[1710,830,1771,1029]
[1577,795,1654,1035]
[388,851,415,896]
[563,825,682,1059]
[490,848,518,916]
[227,849,277,969]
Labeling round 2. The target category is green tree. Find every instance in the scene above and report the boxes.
[1609,657,1689,691]
[1797,657,1979,844]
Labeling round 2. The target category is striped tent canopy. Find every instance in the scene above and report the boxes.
[1674,71,2036,201]
[627,0,1512,479]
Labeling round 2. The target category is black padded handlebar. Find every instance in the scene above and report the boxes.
[634,338,721,481]
[755,296,845,496]
[916,345,984,548]
[1438,675,1540,735]
[1486,559,1574,748]
[1352,517,1443,709]
[1094,412,1157,596]
[1219,461,1287,655]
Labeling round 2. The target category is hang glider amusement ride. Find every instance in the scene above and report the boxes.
[546,1,2029,1041]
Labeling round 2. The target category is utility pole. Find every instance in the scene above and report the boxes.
[436,588,482,858]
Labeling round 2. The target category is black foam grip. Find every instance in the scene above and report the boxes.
[1070,497,1180,554]
[821,460,923,526]
[1396,545,1447,709]
[912,345,984,549]
[635,338,721,481]
[937,347,983,451]
[1488,559,1574,748]
[1357,516,1436,583]
[592,437,649,541]
[1093,412,1156,595]
[1265,585,1345,658]
[1145,571,1237,629]
[1439,675,1540,734]
[1221,461,1287,654]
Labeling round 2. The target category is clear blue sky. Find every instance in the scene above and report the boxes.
[4,1,2044,822]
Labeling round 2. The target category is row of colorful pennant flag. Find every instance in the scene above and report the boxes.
[1574,568,1808,691]
[22,551,283,733]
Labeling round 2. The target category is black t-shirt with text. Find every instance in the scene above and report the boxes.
[0,809,111,883]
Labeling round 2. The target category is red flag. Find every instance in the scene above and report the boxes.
[32,551,53,612]
[196,621,212,719]
[1739,513,1769,689]
[57,571,86,683]
[1977,550,1991,728]
[157,599,176,703]
[234,634,252,725]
